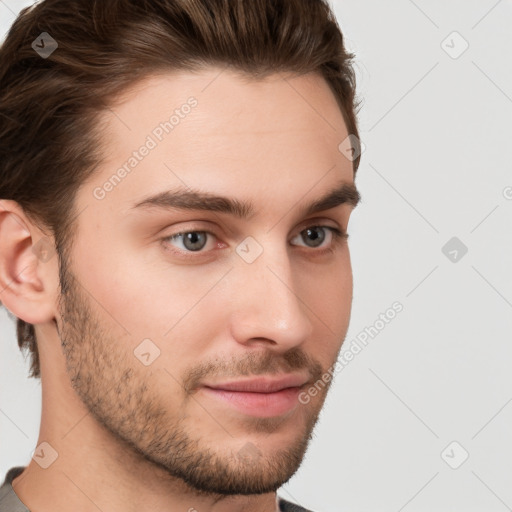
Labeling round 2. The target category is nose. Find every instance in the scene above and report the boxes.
[228,247,314,351]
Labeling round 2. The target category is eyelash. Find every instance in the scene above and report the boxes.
[161,225,348,260]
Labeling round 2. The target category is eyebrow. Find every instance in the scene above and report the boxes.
[130,181,361,218]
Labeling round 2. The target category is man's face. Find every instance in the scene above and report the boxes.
[55,68,358,495]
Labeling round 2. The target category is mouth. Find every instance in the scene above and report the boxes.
[199,374,309,417]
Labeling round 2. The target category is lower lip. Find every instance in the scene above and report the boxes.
[201,386,302,417]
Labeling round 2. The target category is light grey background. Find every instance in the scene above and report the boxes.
[1,1,512,511]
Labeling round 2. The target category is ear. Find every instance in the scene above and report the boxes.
[0,200,59,325]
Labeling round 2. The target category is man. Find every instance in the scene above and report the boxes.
[0,0,362,511]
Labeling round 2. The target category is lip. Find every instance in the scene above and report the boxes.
[200,374,309,417]
[202,374,310,393]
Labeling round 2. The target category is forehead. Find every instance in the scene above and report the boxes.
[105,67,346,133]
[79,68,353,219]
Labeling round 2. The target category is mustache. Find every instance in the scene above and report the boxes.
[182,347,324,393]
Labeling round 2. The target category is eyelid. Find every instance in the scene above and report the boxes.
[160,218,342,243]
[295,216,341,232]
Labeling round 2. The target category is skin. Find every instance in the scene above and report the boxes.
[0,67,359,512]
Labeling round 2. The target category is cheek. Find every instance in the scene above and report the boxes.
[71,246,231,382]
[297,252,353,359]
[73,228,228,337]
[299,250,352,317]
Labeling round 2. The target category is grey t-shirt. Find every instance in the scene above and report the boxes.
[0,466,314,512]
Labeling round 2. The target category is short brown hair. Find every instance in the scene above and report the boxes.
[0,0,361,379]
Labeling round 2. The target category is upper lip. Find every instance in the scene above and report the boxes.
[202,373,310,393]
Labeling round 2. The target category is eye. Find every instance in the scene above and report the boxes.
[164,231,212,252]
[291,226,347,249]
[161,225,348,258]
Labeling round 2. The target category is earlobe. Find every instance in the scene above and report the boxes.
[0,200,58,325]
